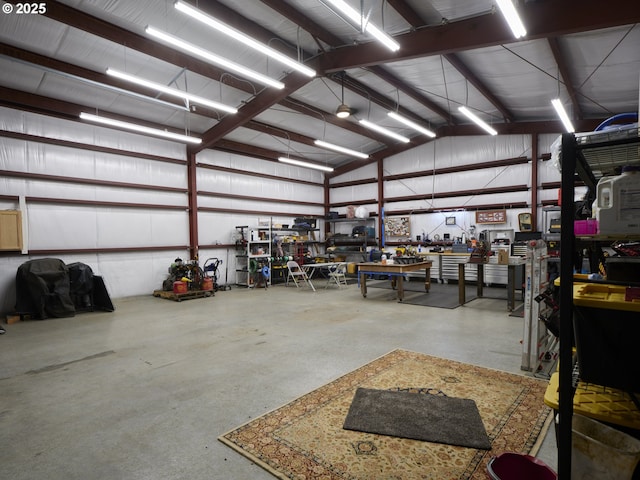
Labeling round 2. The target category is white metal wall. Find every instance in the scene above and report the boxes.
[329,134,565,243]
[196,149,325,286]
[0,107,189,313]
[0,104,569,314]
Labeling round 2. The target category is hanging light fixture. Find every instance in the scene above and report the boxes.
[79,112,202,144]
[387,112,436,138]
[314,139,369,159]
[458,106,498,136]
[359,119,410,143]
[278,156,334,172]
[145,26,285,89]
[174,1,316,78]
[106,68,237,114]
[335,72,351,118]
[551,98,575,133]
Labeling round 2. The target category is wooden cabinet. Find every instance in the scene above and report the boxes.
[0,210,23,251]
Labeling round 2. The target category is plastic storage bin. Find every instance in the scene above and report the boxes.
[606,257,640,282]
[573,283,640,392]
[486,452,557,480]
[572,413,640,480]
[574,219,598,235]
[595,165,640,234]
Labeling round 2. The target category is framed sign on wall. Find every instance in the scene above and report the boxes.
[476,209,507,224]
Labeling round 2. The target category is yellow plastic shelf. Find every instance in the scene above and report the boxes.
[573,283,640,312]
[544,372,640,429]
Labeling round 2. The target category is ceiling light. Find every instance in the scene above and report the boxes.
[359,119,410,143]
[278,157,334,172]
[551,98,575,133]
[387,112,436,138]
[174,1,316,78]
[458,106,498,136]
[496,0,527,39]
[336,103,351,118]
[323,0,400,52]
[335,72,351,118]
[145,26,285,89]
[79,112,202,144]
[106,68,237,114]
[314,139,369,159]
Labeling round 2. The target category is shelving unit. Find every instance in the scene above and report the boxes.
[236,221,322,286]
[326,217,376,261]
[557,128,640,478]
[234,225,249,287]
[235,225,271,288]
[270,224,321,283]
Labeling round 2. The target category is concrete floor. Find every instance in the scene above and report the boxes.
[0,280,557,479]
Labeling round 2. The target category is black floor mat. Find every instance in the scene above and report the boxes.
[343,387,491,450]
[367,280,475,309]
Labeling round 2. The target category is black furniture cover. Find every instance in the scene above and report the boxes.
[15,258,114,319]
[15,258,75,319]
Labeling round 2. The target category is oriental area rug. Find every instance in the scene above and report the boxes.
[218,349,553,480]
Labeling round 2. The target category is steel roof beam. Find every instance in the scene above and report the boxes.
[318,0,640,72]
[444,53,514,123]
[373,1,511,125]
[547,37,583,121]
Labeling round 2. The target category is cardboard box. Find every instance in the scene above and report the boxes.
[497,249,509,265]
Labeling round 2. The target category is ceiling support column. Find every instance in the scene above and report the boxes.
[187,149,199,261]
[378,157,384,247]
[531,133,539,231]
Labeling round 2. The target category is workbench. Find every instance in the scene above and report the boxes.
[357,261,432,301]
[457,257,525,311]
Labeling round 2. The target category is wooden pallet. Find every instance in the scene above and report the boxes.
[153,289,213,302]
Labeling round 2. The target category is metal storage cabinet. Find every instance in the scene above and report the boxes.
[421,253,441,280]
[441,254,477,282]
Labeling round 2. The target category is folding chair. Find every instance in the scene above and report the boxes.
[325,263,348,288]
[286,260,315,291]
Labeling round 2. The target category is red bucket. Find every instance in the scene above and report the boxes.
[487,452,557,480]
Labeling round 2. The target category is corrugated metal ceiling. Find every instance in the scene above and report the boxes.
[0,0,638,174]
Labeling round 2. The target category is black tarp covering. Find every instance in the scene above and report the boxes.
[68,262,94,310]
[15,258,75,319]
[15,259,114,319]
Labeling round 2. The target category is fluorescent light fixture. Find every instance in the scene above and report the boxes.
[79,112,202,144]
[174,1,316,78]
[551,98,575,133]
[496,0,527,39]
[387,112,436,138]
[278,157,334,172]
[106,68,237,114]
[359,119,410,143]
[314,139,369,159]
[323,0,400,52]
[145,26,285,89]
[458,106,498,136]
